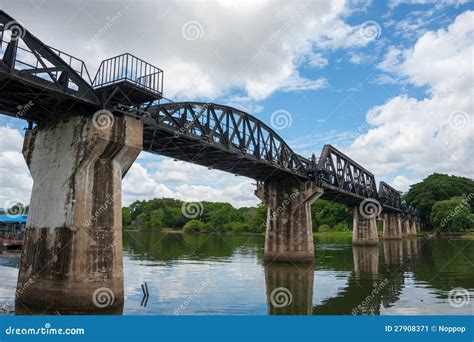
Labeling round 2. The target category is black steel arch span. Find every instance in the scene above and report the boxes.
[136,101,310,181]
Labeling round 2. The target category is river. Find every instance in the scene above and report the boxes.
[0,233,472,315]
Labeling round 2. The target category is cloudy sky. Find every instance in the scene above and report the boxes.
[0,0,472,208]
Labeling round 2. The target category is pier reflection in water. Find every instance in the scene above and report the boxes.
[0,232,471,315]
[312,238,422,316]
[264,263,314,315]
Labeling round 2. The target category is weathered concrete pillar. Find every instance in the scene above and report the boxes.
[416,219,421,233]
[264,263,314,315]
[16,114,142,311]
[352,208,379,246]
[382,213,402,240]
[410,218,418,235]
[401,215,410,238]
[255,179,323,262]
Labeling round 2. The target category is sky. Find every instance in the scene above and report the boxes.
[0,0,472,208]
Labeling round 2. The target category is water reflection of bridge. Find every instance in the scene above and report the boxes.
[264,239,421,315]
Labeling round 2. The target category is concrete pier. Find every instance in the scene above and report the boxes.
[401,216,411,238]
[255,179,323,263]
[352,208,379,246]
[410,218,418,235]
[16,114,142,311]
[382,213,402,240]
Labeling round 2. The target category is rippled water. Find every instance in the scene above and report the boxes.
[1,233,473,315]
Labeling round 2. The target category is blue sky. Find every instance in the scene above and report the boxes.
[0,0,472,207]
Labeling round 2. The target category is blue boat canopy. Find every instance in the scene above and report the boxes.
[0,214,28,223]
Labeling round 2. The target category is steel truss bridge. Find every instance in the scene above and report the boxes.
[0,10,419,215]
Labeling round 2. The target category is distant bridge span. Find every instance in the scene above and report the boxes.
[0,10,421,311]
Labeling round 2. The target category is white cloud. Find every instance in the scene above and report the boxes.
[392,175,417,192]
[349,10,474,179]
[0,126,32,208]
[279,71,327,93]
[2,0,380,101]
[123,159,258,208]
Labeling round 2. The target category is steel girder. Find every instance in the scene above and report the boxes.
[378,181,402,211]
[315,144,378,203]
[137,102,310,180]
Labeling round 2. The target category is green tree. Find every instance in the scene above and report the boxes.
[183,219,207,233]
[149,209,165,229]
[311,199,352,232]
[430,196,474,232]
[404,174,474,219]
[122,207,132,228]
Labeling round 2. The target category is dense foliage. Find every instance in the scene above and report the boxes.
[430,197,474,231]
[404,174,474,218]
[123,198,266,233]
[404,174,474,231]
[123,198,351,233]
[311,200,352,232]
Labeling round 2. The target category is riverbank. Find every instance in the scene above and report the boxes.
[313,231,352,237]
[125,228,358,238]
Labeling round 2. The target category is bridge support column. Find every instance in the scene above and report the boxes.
[410,218,418,235]
[352,208,379,246]
[382,213,402,240]
[255,179,323,263]
[401,216,410,238]
[16,114,142,311]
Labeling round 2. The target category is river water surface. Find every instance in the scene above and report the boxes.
[0,233,472,315]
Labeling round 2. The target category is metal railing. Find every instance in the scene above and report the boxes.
[92,53,163,95]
